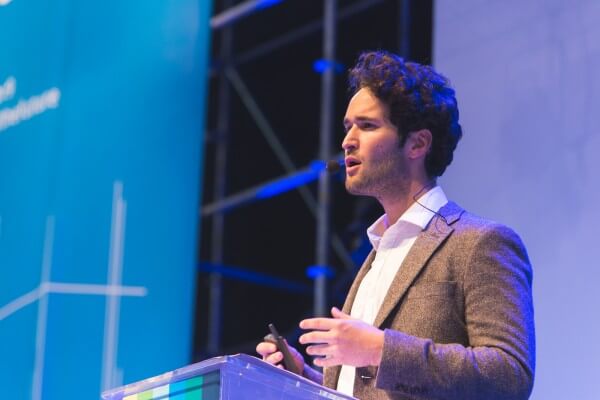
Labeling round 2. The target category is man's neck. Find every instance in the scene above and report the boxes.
[379,180,436,226]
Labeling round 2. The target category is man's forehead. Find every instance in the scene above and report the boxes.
[344,88,387,120]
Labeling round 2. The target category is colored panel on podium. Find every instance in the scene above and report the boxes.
[122,374,218,400]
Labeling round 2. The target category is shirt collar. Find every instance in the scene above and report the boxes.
[367,186,448,250]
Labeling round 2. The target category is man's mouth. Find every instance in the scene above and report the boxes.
[345,157,361,175]
[345,157,361,167]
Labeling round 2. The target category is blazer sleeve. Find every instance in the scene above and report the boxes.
[374,224,535,400]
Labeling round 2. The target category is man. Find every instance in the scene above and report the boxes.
[257,50,535,400]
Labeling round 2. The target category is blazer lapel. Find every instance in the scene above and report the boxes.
[324,202,464,389]
[372,202,463,328]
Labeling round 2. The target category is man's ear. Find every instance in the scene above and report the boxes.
[405,129,432,159]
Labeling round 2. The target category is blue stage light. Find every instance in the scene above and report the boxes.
[256,160,325,199]
[256,0,284,10]
[313,59,345,74]
[306,265,335,279]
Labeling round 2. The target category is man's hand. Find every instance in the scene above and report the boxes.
[256,338,305,375]
[299,307,384,368]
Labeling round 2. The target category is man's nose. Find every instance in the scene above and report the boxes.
[342,128,358,153]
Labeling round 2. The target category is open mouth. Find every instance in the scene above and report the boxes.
[344,157,361,175]
[345,157,361,168]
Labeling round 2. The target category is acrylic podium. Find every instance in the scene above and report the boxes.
[101,353,356,400]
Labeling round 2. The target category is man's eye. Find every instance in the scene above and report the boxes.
[360,123,376,130]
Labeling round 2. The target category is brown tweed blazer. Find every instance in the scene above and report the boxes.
[323,201,535,400]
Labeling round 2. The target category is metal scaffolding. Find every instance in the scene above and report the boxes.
[202,0,408,355]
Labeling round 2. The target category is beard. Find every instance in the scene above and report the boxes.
[345,149,410,199]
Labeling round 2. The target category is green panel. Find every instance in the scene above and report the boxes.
[138,389,154,400]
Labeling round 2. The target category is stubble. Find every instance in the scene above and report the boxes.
[345,146,410,200]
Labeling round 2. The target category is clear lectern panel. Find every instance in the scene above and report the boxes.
[101,353,357,400]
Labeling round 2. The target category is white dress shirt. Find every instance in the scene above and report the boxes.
[336,186,448,396]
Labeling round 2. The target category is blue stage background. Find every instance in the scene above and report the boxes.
[0,1,211,399]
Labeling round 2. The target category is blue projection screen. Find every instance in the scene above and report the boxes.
[433,1,600,399]
[0,1,211,399]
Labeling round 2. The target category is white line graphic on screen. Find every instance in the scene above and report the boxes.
[32,216,54,400]
[101,180,128,391]
[0,182,147,399]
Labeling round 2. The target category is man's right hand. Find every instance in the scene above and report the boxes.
[256,339,304,375]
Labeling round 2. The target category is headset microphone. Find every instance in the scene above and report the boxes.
[326,158,344,174]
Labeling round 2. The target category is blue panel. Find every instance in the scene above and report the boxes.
[0,1,211,399]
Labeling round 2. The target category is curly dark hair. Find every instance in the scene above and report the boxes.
[348,50,462,178]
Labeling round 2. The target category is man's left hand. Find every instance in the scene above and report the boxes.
[299,307,384,368]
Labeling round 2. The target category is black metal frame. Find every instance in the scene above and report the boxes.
[202,0,412,356]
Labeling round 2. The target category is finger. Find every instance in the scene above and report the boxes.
[265,351,283,365]
[256,342,278,357]
[331,307,350,319]
[299,317,337,330]
[299,330,333,345]
[305,343,329,356]
[313,355,338,368]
